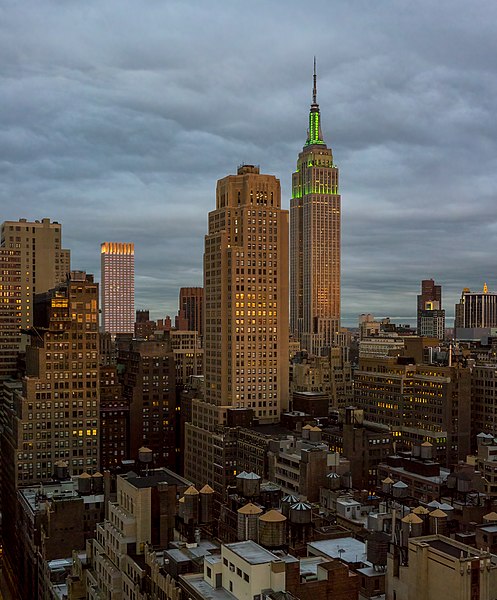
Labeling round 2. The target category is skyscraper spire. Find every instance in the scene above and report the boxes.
[313,56,317,105]
[291,63,340,355]
[306,58,325,146]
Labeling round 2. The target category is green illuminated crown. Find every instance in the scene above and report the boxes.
[305,58,325,146]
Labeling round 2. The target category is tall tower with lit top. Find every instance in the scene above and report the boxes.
[101,242,135,335]
[290,61,341,355]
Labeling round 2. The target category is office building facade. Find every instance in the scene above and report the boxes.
[185,164,289,494]
[100,242,135,335]
[1,218,70,349]
[455,285,497,330]
[1,271,99,597]
[179,287,204,337]
[417,279,445,340]
[0,248,22,379]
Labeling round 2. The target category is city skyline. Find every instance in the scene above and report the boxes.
[2,2,497,323]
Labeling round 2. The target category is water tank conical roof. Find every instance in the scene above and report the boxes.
[184,485,199,495]
[244,472,261,480]
[401,513,423,524]
[392,480,408,498]
[138,446,153,463]
[427,500,441,509]
[92,471,104,493]
[289,501,312,524]
[281,494,299,516]
[413,506,430,515]
[78,472,92,494]
[200,484,215,494]
[282,494,299,503]
[237,503,263,515]
[483,511,497,522]
[302,425,313,430]
[259,510,287,522]
[429,509,447,518]
[327,471,341,490]
[291,501,312,511]
[236,471,249,479]
[382,477,394,484]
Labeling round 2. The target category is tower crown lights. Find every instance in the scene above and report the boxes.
[305,57,325,147]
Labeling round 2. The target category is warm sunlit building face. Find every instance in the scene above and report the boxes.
[100,242,135,335]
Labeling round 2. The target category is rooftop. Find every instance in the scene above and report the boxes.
[414,535,492,561]
[308,537,369,566]
[121,468,191,489]
[181,574,235,600]
[20,480,104,513]
[224,540,280,565]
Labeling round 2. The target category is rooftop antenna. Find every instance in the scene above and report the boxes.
[313,56,317,104]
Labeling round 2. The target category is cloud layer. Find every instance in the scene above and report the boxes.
[2,1,497,326]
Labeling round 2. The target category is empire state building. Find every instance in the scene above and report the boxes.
[290,62,341,355]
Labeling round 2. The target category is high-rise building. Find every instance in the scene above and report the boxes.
[0,248,21,379]
[1,271,99,595]
[417,279,444,339]
[100,242,135,335]
[2,270,100,486]
[185,164,289,493]
[179,286,204,337]
[290,62,340,355]
[119,338,177,469]
[455,284,497,331]
[354,360,471,467]
[1,218,70,348]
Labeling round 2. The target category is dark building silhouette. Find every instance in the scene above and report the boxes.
[100,365,129,469]
[417,279,443,336]
[119,339,177,469]
[179,287,204,337]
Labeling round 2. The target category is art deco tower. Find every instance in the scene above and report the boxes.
[100,242,135,335]
[184,165,289,491]
[290,62,341,355]
[203,165,289,420]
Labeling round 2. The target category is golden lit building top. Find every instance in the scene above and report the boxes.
[100,241,135,336]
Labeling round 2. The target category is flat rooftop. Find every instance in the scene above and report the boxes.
[20,480,104,512]
[248,423,295,437]
[423,537,482,560]
[121,468,192,489]
[224,540,280,565]
[381,464,450,485]
[308,537,369,566]
[181,574,235,600]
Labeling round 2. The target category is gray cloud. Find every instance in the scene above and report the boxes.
[1,0,497,327]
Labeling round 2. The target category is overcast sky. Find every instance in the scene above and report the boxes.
[1,1,497,326]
